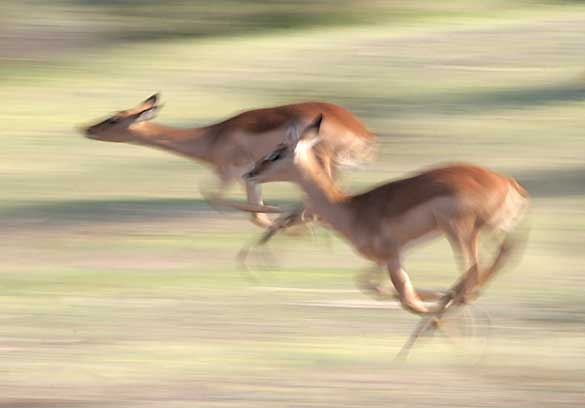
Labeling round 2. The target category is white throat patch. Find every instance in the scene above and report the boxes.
[294,137,321,160]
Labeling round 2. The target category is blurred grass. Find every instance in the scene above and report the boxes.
[2,0,571,62]
[1,1,585,407]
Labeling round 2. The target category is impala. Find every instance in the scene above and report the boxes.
[244,115,529,314]
[82,94,376,229]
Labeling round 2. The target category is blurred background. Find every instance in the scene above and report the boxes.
[1,1,584,407]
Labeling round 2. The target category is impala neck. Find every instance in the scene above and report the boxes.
[129,122,215,163]
[295,150,353,236]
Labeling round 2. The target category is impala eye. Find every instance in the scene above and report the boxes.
[266,147,287,162]
[102,114,123,126]
[268,152,281,161]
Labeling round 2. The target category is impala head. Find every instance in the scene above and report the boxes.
[82,93,162,142]
[244,114,323,183]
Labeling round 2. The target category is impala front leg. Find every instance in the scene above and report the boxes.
[387,258,436,315]
[245,182,273,228]
[356,266,445,302]
[200,176,233,211]
[237,207,305,274]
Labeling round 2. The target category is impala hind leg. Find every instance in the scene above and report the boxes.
[394,293,456,362]
[395,268,495,363]
[470,225,528,300]
[438,216,481,305]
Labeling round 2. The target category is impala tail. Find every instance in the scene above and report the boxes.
[478,177,531,290]
[333,132,378,169]
[488,177,530,234]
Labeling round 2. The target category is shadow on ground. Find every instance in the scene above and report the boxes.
[271,79,585,119]
[0,197,300,226]
[514,165,585,198]
[0,166,581,228]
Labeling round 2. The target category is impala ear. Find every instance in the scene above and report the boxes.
[285,122,302,145]
[295,114,323,155]
[142,93,160,107]
[303,114,323,137]
[132,105,161,123]
[286,114,324,145]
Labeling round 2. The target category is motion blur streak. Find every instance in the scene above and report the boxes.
[1,1,584,407]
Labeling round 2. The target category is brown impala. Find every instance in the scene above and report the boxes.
[82,94,376,230]
[244,115,530,315]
